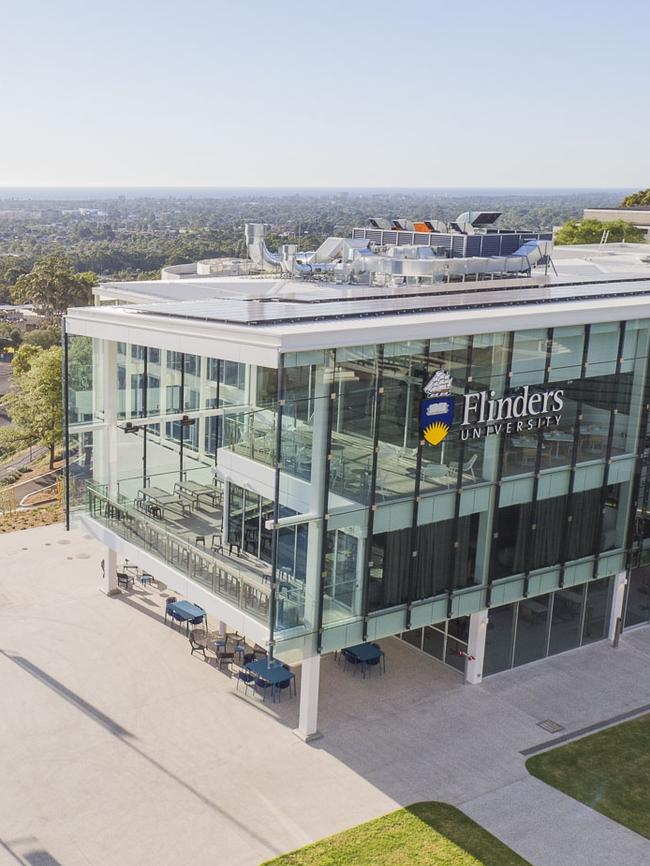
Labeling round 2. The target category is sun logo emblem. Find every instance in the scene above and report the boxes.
[420,370,455,446]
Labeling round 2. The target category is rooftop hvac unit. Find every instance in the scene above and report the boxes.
[367,217,392,230]
[413,220,448,233]
[451,211,502,234]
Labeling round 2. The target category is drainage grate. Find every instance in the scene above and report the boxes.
[537,719,565,734]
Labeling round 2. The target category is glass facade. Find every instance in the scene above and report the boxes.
[65,314,650,669]
[482,578,614,676]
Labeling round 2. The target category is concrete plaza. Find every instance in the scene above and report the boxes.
[1,523,650,866]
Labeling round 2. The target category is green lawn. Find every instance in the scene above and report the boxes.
[262,802,530,866]
[526,712,650,838]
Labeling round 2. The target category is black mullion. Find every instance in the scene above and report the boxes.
[178,352,185,480]
[625,345,650,572]
[485,332,515,608]
[522,327,553,597]
[214,358,221,466]
[361,345,385,642]
[142,351,148,487]
[558,324,591,587]
[592,322,627,580]
[405,340,431,630]
[446,337,474,618]
[316,354,336,653]
[268,355,285,662]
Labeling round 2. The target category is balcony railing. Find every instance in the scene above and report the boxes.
[86,483,271,624]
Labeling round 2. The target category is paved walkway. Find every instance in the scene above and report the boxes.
[1,523,650,866]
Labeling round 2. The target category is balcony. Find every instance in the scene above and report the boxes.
[86,483,274,624]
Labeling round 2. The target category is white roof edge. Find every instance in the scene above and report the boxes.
[65,291,650,365]
[274,294,650,353]
[65,306,282,368]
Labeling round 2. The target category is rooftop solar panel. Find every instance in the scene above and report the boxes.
[126,277,650,329]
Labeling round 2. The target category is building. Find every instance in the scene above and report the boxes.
[63,220,650,740]
[583,207,650,243]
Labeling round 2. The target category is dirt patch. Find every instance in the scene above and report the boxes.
[0,505,64,534]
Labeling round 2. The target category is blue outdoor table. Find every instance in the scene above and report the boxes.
[246,658,294,686]
[167,600,206,632]
[345,643,382,663]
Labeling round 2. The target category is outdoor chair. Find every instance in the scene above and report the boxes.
[275,678,294,701]
[233,665,255,696]
[189,629,208,660]
[211,532,223,552]
[116,572,133,590]
[371,642,387,673]
[216,650,235,671]
[189,605,206,626]
[164,596,179,627]
[254,678,274,702]
[365,656,382,677]
[341,649,363,676]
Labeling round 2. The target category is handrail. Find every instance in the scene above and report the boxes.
[86,483,272,624]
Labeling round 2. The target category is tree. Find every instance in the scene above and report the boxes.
[621,189,650,208]
[2,346,63,469]
[11,255,96,319]
[0,323,22,349]
[11,343,42,376]
[555,219,645,245]
[23,323,61,349]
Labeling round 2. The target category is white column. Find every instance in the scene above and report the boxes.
[100,547,119,596]
[465,609,488,684]
[294,368,329,742]
[608,570,627,643]
[295,654,321,741]
[101,340,118,497]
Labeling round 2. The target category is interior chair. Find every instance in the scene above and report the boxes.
[449,453,478,480]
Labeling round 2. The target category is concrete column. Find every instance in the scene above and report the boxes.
[294,368,329,742]
[101,341,118,498]
[295,653,321,741]
[100,547,119,596]
[465,609,488,684]
[608,570,628,643]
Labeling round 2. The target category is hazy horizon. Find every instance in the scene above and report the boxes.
[1,0,647,189]
[0,186,636,201]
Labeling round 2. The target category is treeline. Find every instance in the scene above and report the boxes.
[0,189,629,286]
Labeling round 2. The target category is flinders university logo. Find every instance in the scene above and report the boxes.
[420,370,455,446]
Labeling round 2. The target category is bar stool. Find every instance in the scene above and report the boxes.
[211,532,223,552]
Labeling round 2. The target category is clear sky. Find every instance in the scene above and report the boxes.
[2,0,648,188]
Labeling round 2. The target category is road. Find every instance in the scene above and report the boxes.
[0,446,49,480]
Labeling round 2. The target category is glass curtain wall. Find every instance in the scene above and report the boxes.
[482,577,614,675]
[66,317,650,650]
[296,319,650,647]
